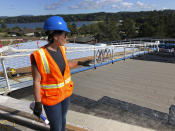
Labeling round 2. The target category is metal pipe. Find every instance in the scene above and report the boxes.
[148,46,150,54]
[112,45,114,64]
[1,59,10,95]
[132,46,134,58]
[157,45,159,52]
[100,50,103,63]
[144,44,146,55]
[71,51,146,74]
[94,46,96,69]
[124,47,126,61]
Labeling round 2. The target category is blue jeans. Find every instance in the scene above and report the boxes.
[43,97,70,131]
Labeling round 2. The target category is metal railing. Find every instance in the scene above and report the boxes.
[0,41,160,95]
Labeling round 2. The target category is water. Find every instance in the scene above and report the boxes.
[0,21,94,29]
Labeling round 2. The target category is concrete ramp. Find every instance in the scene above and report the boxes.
[0,95,88,131]
[67,110,155,131]
[0,95,156,131]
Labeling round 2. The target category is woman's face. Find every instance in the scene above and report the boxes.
[54,32,67,46]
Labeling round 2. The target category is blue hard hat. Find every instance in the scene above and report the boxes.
[43,16,70,32]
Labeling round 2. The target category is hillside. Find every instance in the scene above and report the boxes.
[0,10,175,24]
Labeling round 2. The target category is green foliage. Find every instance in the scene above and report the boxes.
[79,24,89,35]
[87,19,121,42]
[139,22,154,37]
[68,23,78,36]
[11,26,21,30]
[120,19,136,39]
[0,23,9,32]
[0,10,174,24]
[1,23,7,29]
[1,10,175,40]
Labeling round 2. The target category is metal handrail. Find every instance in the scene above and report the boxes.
[0,41,160,95]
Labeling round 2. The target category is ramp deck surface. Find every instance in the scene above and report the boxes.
[8,53,175,130]
[72,54,175,114]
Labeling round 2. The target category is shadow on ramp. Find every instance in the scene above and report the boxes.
[132,52,175,64]
[70,94,175,131]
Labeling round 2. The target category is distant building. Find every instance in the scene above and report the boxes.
[23,28,41,37]
[8,28,41,37]
[69,36,95,44]
[23,29,35,36]
[8,28,23,37]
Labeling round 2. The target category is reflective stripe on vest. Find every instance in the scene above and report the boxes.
[41,77,71,89]
[65,77,71,84]
[38,48,50,74]
[62,46,66,54]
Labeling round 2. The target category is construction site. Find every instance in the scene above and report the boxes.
[0,39,175,131]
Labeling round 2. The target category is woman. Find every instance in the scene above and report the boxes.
[30,16,91,131]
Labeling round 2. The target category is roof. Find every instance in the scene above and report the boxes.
[8,28,23,34]
[23,28,37,34]
[75,36,95,43]
[8,28,40,35]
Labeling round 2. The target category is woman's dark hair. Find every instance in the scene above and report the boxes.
[45,30,64,44]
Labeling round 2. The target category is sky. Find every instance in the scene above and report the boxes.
[0,0,175,17]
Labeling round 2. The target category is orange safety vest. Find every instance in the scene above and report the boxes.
[30,46,73,106]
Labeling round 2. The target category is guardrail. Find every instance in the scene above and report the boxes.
[0,41,160,95]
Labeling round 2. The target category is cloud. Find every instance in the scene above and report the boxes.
[69,0,124,10]
[162,7,168,10]
[136,1,144,7]
[44,0,71,10]
[45,2,61,10]
[120,2,134,8]
[136,1,152,9]
[45,0,155,11]
[68,0,142,10]
[111,4,120,9]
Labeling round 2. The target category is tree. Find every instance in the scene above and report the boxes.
[1,23,7,29]
[120,19,136,39]
[93,19,120,42]
[0,23,8,32]
[12,26,21,30]
[79,24,89,35]
[68,23,78,36]
[138,22,154,37]
[164,14,175,38]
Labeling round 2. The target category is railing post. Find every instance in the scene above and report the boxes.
[132,45,134,58]
[1,58,11,95]
[154,44,156,51]
[144,44,146,55]
[100,50,103,63]
[112,45,114,64]
[140,40,142,55]
[148,45,150,54]
[94,45,96,69]
[157,44,159,52]
[124,47,126,61]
